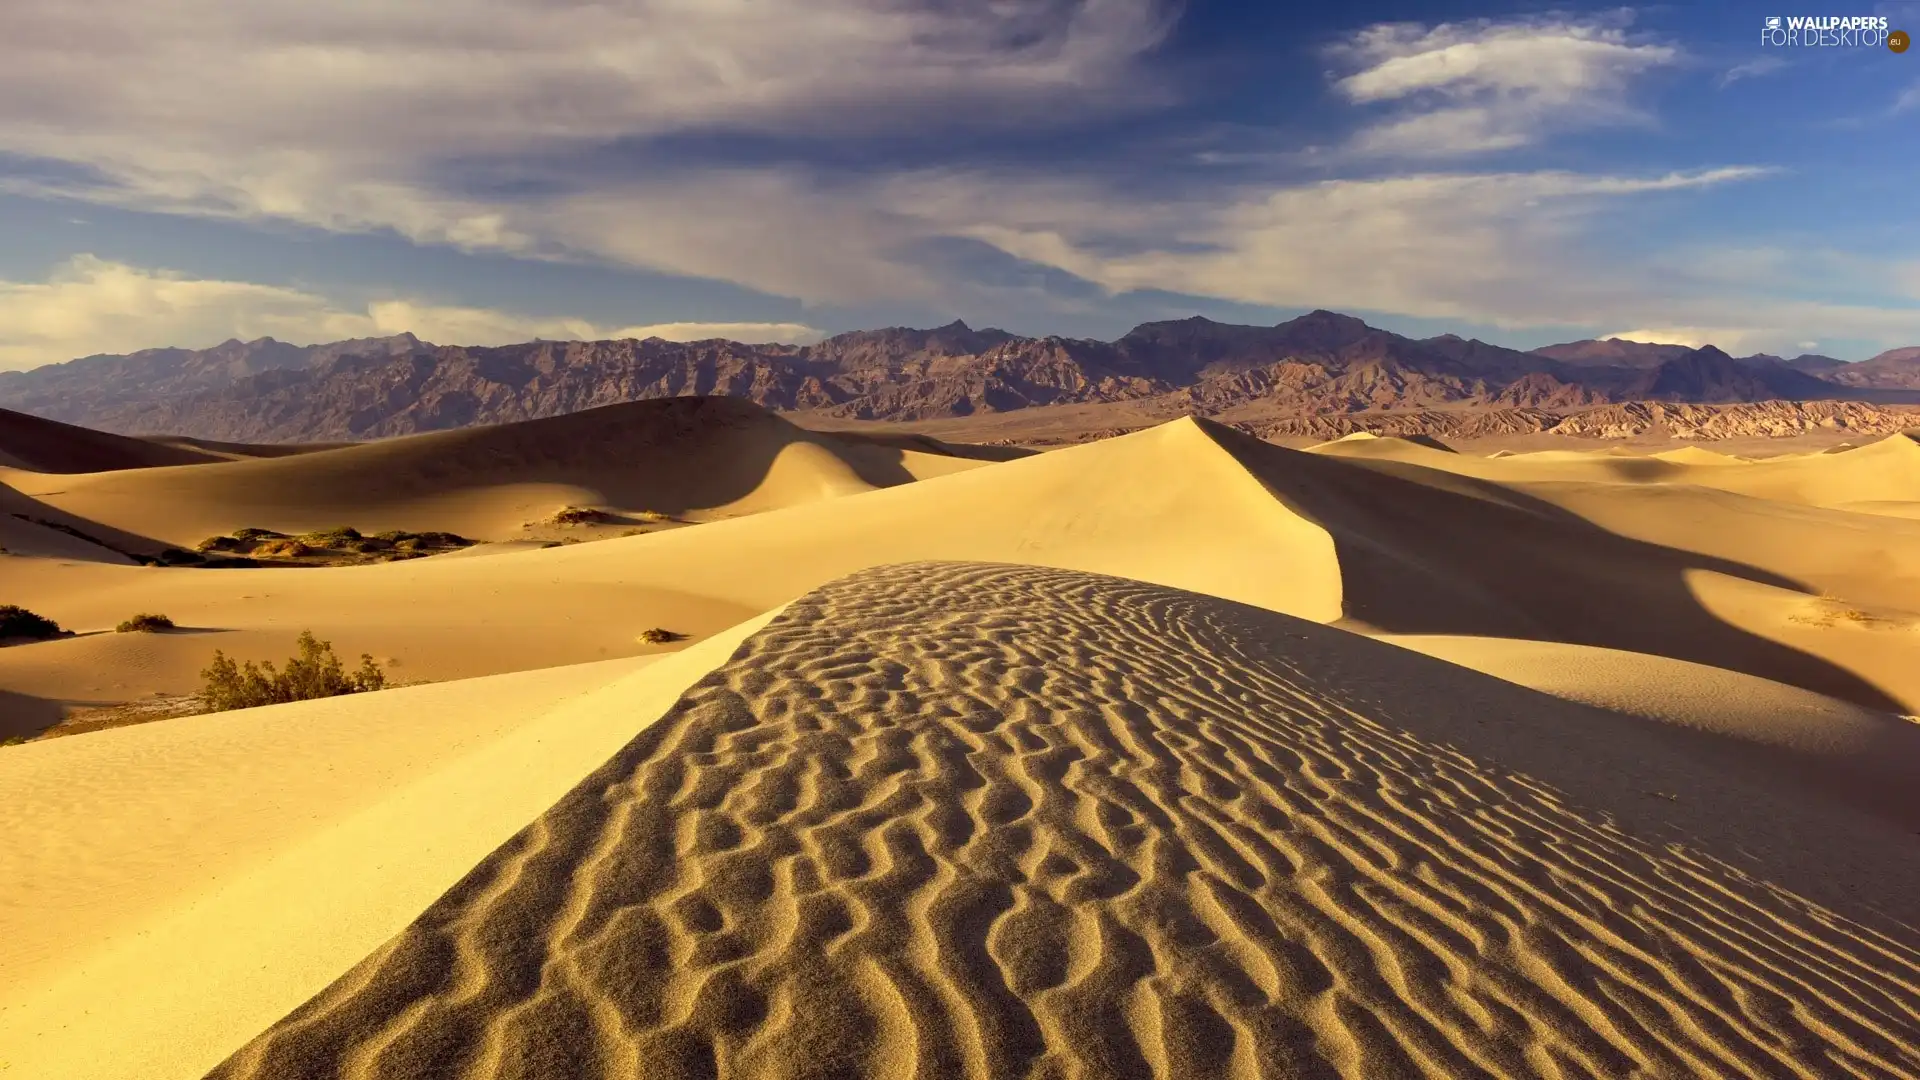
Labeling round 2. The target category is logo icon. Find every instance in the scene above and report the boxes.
[1892,28,1912,52]
[1765,16,1782,29]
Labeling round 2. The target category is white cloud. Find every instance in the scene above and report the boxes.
[1896,80,1920,113]
[1330,18,1678,158]
[0,256,822,371]
[954,168,1769,328]
[1718,56,1789,88]
[0,1,1169,226]
[0,0,1171,309]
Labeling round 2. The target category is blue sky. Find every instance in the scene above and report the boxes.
[1,0,1917,370]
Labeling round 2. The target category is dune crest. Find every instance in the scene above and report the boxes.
[0,397,993,548]
[210,563,1920,1080]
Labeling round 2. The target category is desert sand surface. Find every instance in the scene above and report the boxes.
[202,564,1920,1079]
[3,400,1919,1078]
[0,614,776,1080]
[0,397,1000,552]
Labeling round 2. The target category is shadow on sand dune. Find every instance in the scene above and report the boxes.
[0,688,66,742]
[1204,421,1910,713]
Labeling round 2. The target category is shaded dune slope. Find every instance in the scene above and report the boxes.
[1203,424,1907,711]
[5,397,988,546]
[1317,430,1920,512]
[0,406,226,473]
[212,563,1920,1080]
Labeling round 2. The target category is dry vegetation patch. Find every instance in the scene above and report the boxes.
[115,612,175,633]
[200,630,388,712]
[0,604,68,644]
[1789,595,1911,630]
[189,527,475,566]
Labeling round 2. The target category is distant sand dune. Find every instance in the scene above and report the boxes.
[210,564,1920,1080]
[1,397,995,547]
[0,406,226,473]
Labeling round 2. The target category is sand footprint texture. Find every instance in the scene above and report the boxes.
[206,563,1920,1080]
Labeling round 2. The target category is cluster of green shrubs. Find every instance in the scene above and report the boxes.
[200,631,388,712]
[0,606,179,642]
[194,526,474,563]
[0,604,65,642]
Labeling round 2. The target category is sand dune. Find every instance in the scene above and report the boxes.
[0,397,997,550]
[205,564,1920,1079]
[0,612,779,1080]
[1377,634,1920,830]
[7,415,1915,728]
[0,417,1343,721]
[0,406,227,472]
[1330,430,1920,511]
[9,399,1920,1079]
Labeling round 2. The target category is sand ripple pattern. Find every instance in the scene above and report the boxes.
[211,562,1920,1080]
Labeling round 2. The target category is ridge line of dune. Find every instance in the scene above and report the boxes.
[0,607,790,1080]
[207,562,1920,1080]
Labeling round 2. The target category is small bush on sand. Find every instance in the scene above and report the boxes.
[549,506,608,526]
[0,604,64,642]
[232,527,289,542]
[253,538,313,558]
[298,526,362,547]
[634,510,672,523]
[199,631,387,712]
[636,627,686,644]
[116,613,175,633]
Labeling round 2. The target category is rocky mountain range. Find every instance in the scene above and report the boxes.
[1,311,1915,443]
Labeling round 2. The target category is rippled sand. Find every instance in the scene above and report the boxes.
[209,564,1920,1080]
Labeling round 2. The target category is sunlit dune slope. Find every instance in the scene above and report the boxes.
[7,414,1914,716]
[0,416,1345,710]
[205,563,1920,1080]
[0,612,780,1080]
[0,396,997,549]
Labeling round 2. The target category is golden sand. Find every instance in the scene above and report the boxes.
[2,405,1917,1077]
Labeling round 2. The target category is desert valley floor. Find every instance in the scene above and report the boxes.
[2,397,1918,1078]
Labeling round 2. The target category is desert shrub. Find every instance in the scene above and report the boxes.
[0,604,63,642]
[636,627,686,644]
[199,630,387,712]
[156,547,206,566]
[116,612,175,633]
[197,535,245,553]
[298,526,362,547]
[254,539,313,558]
[231,527,288,542]
[348,537,395,552]
[411,531,471,548]
[549,506,607,526]
[371,530,410,542]
[634,510,672,523]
